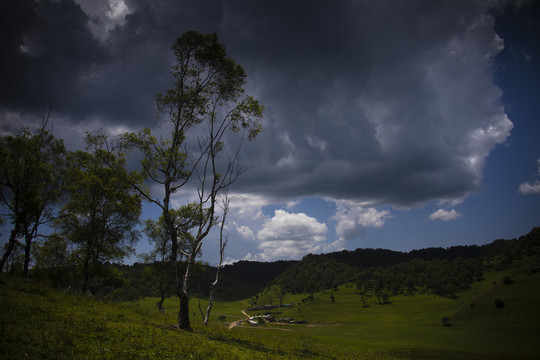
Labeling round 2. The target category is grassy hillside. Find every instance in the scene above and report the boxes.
[134,264,540,359]
[0,276,236,359]
[0,276,364,359]
[213,262,540,358]
[2,265,540,359]
[3,227,540,359]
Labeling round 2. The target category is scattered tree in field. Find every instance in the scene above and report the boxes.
[494,298,505,309]
[56,149,141,294]
[0,116,67,276]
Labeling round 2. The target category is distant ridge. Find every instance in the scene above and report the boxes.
[268,227,540,297]
[102,227,539,301]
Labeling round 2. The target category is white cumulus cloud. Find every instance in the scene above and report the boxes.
[429,209,462,221]
[255,210,328,261]
[519,180,540,195]
[518,159,540,195]
[233,224,255,239]
[333,200,391,241]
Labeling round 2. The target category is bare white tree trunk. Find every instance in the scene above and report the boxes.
[204,195,230,325]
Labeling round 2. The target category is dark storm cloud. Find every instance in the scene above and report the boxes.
[0,0,108,116]
[1,0,186,127]
[0,0,514,208]
[219,0,513,207]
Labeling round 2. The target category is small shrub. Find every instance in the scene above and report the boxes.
[503,276,513,285]
[441,316,452,327]
[494,298,505,309]
[379,292,391,305]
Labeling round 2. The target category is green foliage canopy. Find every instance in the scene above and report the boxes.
[55,149,142,294]
[0,127,67,275]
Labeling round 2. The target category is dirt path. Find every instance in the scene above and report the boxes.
[227,310,250,330]
[227,310,294,332]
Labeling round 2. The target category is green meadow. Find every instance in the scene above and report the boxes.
[3,264,537,359]
[197,268,540,359]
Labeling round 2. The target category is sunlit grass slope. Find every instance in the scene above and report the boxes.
[191,266,540,359]
[0,277,364,359]
[0,277,244,359]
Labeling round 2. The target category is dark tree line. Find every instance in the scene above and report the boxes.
[272,254,483,298]
[25,226,539,304]
[355,257,483,299]
[275,255,357,294]
[85,260,296,303]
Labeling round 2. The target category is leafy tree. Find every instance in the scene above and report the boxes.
[91,31,263,330]
[0,121,67,276]
[32,234,73,287]
[56,149,141,294]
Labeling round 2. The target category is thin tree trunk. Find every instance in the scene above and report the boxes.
[203,277,218,325]
[198,284,205,321]
[0,222,20,273]
[23,236,31,278]
[22,222,37,278]
[204,195,229,325]
[157,295,165,312]
[82,250,91,294]
[178,256,194,331]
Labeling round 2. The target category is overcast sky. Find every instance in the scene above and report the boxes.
[2,0,539,265]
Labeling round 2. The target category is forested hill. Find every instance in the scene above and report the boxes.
[270,227,540,298]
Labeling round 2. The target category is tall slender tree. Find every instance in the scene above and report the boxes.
[92,31,263,330]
